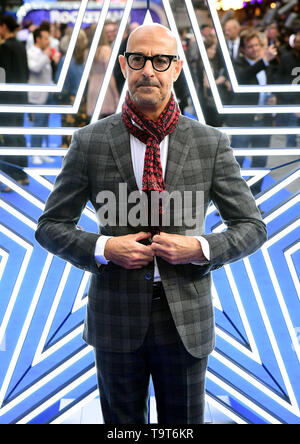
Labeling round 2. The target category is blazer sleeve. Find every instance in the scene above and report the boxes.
[35,130,102,275]
[202,131,267,269]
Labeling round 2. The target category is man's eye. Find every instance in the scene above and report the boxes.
[132,55,143,63]
[154,57,168,66]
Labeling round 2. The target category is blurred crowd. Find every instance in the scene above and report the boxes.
[180,18,300,195]
[0,15,132,190]
[180,18,300,129]
[0,12,299,194]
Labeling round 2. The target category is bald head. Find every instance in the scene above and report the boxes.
[126,24,178,54]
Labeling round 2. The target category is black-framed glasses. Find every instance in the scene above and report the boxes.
[124,52,179,72]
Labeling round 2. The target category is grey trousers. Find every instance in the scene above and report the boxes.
[94,286,208,424]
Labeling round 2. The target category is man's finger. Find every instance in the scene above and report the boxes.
[133,231,152,242]
[139,246,155,257]
[151,242,168,255]
[152,232,170,244]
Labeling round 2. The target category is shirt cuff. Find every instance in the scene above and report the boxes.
[95,235,113,265]
[191,236,210,265]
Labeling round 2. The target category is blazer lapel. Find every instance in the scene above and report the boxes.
[164,116,192,192]
[107,115,138,193]
[107,114,192,194]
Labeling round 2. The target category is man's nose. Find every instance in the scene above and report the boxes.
[142,59,155,76]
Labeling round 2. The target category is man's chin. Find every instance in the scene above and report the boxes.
[132,93,159,107]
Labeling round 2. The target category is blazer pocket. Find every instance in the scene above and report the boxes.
[192,272,212,300]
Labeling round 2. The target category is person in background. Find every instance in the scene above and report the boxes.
[86,28,119,121]
[224,18,241,60]
[266,22,280,48]
[228,29,278,196]
[0,14,29,192]
[26,20,58,52]
[26,21,61,81]
[202,36,229,127]
[27,26,59,164]
[59,26,72,56]
[104,19,118,47]
[200,24,212,41]
[55,29,88,148]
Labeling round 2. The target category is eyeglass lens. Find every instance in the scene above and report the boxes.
[127,54,175,71]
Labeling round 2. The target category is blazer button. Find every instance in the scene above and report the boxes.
[144,273,153,281]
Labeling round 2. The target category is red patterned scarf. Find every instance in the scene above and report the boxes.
[122,92,180,234]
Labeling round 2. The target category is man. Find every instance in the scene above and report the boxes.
[228,30,277,195]
[266,22,280,48]
[35,24,267,424]
[0,14,29,192]
[200,24,212,41]
[27,26,54,164]
[104,19,118,47]
[224,18,241,60]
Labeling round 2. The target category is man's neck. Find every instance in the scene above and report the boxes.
[245,55,260,65]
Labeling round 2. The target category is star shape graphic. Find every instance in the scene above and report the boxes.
[0,0,299,425]
[0,163,299,424]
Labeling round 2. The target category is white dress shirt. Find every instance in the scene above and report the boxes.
[95,133,210,280]
[27,45,52,104]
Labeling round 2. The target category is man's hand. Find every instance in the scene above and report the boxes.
[264,44,277,63]
[104,232,154,269]
[43,46,52,59]
[151,232,206,265]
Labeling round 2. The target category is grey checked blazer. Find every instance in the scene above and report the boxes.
[35,114,267,358]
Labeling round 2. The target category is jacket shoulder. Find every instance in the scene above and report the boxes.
[179,115,225,140]
[72,114,124,156]
[76,113,122,138]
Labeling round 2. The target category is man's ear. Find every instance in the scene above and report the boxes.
[119,54,127,79]
[173,59,184,82]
